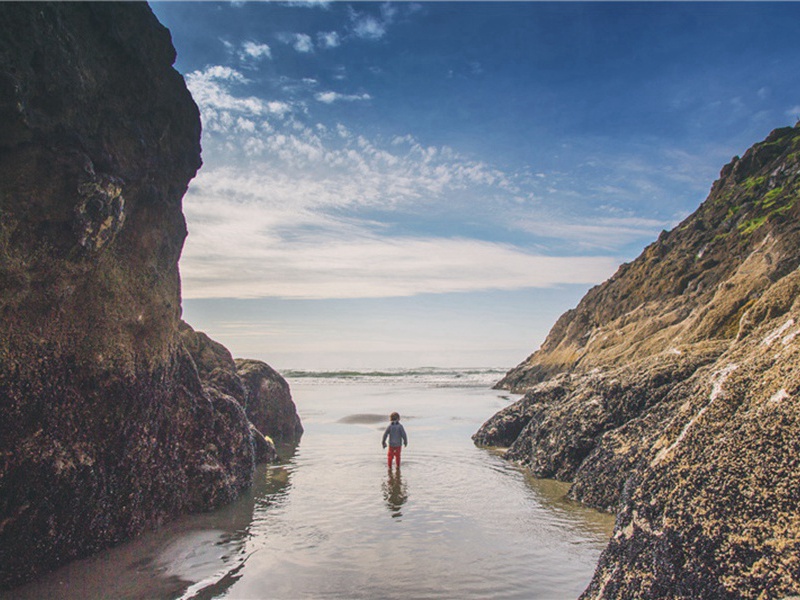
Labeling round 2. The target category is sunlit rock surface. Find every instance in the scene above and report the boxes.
[0,3,292,589]
[477,124,800,598]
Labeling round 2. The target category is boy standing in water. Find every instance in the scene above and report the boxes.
[382,412,408,469]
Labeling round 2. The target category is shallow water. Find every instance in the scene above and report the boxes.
[5,372,613,600]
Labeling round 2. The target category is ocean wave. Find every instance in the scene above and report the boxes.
[283,367,508,388]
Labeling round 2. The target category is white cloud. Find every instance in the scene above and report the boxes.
[514,215,670,251]
[191,65,248,84]
[293,33,314,53]
[336,123,351,138]
[349,6,389,40]
[787,105,800,119]
[392,134,415,146]
[279,32,315,53]
[284,0,331,7]
[240,41,272,60]
[186,67,264,119]
[315,91,372,104]
[180,176,619,300]
[345,4,410,43]
[180,64,666,303]
[185,65,295,135]
[266,101,292,116]
[318,31,341,49]
[352,16,385,40]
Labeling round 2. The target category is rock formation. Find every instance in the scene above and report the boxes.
[476,124,800,598]
[0,3,299,589]
[179,321,302,458]
[236,359,304,444]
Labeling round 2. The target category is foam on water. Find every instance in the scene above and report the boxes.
[283,367,509,388]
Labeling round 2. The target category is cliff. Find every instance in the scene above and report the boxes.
[0,3,300,589]
[476,124,800,598]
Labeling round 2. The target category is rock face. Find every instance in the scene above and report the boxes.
[0,3,297,589]
[236,359,304,443]
[178,321,302,460]
[179,321,248,403]
[476,124,800,599]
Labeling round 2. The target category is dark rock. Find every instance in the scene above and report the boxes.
[193,385,255,511]
[477,124,800,599]
[236,359,304,443]
[473,377,570,447]
[179,320,286,464]
[0,3,282,590]
[179,320,247,403]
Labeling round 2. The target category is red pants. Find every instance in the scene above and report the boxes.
[387,445,402,468]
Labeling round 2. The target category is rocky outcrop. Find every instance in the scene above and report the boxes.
[236,359,304,443]
[497,126,800,393]
[178,320,248,402]
[0,3,295,590]
[476,124,800,598]
[178,321,300,462]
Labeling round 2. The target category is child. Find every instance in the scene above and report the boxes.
[382,412,408,469]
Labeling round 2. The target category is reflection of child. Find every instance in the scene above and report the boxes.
[383,469,408,518]
[382,412,408,469]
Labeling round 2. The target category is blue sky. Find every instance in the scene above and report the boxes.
[151,1,800,371]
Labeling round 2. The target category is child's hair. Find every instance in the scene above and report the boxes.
[390,412,400,422]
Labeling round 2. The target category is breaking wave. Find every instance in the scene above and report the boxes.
[282,367,508,388]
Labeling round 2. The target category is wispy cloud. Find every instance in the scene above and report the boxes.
[185,66,263,115]
[180,59,681,301]
[181,176,619,299]
[315,91,371,104]
[351,15,386,40]
[239,40,272,61]
[283,0,332,7]
[348,4,398,41]
[513,215,670,251]
[276,32,316,53]
[185,66,293,134]
[317,31,341,49]
[291,33,314,53]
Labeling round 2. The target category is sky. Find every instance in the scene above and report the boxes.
[150,1,800,371]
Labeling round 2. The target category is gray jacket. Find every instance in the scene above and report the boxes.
[382,421,407,447]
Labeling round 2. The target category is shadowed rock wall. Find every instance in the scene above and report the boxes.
[236,359,304,444]
[0,3,258,589]
[179,321,302,460]
[477,125,800,598]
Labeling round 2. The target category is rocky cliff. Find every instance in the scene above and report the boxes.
[476,124,800,598]
[0,3,300,589]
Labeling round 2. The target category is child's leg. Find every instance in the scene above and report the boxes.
[388,446,401,468]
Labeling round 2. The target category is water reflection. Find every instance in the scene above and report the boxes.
[0,442,301,600]
[382,468,408,518]
[167,443,300,600]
